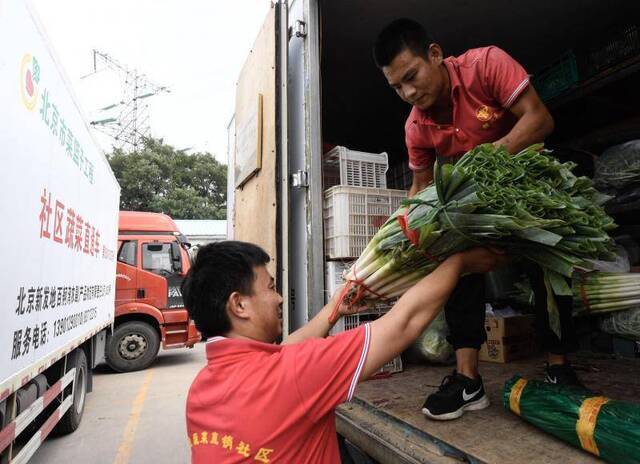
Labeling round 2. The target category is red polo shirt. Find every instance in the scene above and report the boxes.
[186,324,371,463]
[406,46,530,170]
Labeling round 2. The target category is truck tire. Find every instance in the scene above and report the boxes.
[54,349,88,435]
[106,321,160,372]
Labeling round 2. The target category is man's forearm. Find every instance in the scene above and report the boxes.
[386,254,463,340]
[495,107,554,154]
[370,255,464,355]
[409,166,434,198]
[281,302,336,345]
[360,255,465,378]
[281,253,462,346]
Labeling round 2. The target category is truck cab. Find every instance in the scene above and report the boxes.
[109,211,200,372]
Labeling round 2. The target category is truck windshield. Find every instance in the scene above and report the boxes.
[142,243,175,275]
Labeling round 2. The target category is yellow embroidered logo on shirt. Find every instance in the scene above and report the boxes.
[190,430,275,462]
[476,105,492,122]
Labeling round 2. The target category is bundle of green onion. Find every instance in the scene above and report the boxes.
[503,375,640,463]
[331,144,617,336]
[573,272,640,316]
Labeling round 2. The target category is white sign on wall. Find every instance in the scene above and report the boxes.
[234,94,263,188]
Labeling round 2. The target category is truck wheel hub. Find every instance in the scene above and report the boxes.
[119,333,147,360]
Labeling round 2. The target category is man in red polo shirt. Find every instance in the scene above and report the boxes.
[182,240,506,463]
[373,19,584,421]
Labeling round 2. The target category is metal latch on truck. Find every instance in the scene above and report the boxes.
[290,20,306,39]
[291,170,309,188]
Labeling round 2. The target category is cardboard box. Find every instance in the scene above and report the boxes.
[479,314,537,363]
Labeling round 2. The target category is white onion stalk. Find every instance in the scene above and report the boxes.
[573,272,640,316]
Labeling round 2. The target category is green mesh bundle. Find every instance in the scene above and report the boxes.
[503,375,640,463]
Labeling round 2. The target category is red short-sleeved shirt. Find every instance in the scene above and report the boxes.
[186,324,371,463]
[406,46,530,171]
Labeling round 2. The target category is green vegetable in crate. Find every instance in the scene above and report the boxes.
[329,143,617,338]
[503,375,640,463]
[573,271,640,316]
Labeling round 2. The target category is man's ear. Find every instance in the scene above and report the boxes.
[427,43,443,65]
[228,291,250,320]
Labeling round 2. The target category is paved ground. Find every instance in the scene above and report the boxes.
[32,343,206,464]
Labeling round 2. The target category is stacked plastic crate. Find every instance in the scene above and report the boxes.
[323,146,407,260]
[323,146,406,374]
[388,159,413,190]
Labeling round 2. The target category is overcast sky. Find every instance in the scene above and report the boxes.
[32,0,272,163]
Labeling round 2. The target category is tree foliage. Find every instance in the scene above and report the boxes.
[108,138,227,219]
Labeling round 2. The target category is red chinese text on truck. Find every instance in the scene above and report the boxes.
[107,211,200,372]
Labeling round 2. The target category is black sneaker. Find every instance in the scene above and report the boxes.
[545,363,587,390]
[422,371,490,421]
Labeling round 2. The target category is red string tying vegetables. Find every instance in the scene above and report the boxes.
[328,263,390,324]
[578,272,592,313]
[397,207,441,264]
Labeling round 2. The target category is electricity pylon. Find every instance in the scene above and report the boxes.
[83,49,170,151]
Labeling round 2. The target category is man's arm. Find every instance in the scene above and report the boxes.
[408,166,433,198]
[493,86,554,154]
[360,248,507,379]
[281,289,366,345]
[281,302,336,345]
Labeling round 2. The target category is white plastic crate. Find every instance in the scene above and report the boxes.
[324,186,407,259]
[325,261,396,309]
[325,260,353,301]
[379,356,403,375]
[330,306,403,375]
[323,146,389,189]
[330,305,388,334]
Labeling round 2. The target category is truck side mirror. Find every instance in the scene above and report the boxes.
[170,242,183,273]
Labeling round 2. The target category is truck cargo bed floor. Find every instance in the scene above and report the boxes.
[337,353,640,464]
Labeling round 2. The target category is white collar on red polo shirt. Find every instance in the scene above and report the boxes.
[204,335,281,362]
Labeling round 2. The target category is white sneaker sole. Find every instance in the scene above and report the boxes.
[422,395,490,421]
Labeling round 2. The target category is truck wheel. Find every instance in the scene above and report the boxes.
[106,321,160,372]
[54,349,88,435]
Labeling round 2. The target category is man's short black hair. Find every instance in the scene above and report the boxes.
[373,18,434,68]
[181,241,270,339]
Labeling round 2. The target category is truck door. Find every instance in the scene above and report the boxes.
[285,0,325,330]
[116,240,139,305]
[232,1,292,334]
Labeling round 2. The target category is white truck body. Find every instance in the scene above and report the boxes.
[0,1,119,461]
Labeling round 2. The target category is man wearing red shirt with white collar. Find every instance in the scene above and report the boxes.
[374,19,583,421]
[183,241,506,463]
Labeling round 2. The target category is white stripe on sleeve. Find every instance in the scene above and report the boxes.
[505,77,530,108]
[347,323,371,401]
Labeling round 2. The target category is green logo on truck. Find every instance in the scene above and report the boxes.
[20,53,39,111]
[20,52,96,184]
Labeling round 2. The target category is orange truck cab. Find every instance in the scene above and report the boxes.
[108,211,200,372]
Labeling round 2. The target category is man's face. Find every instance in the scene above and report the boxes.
[244,266,283,341]
[382,46,446,111]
